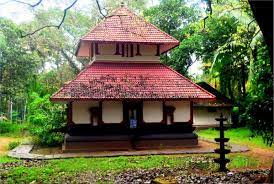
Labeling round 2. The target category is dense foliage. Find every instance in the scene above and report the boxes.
[0,0,272,146]
[28,92,66,146]
[144,0,272,145]
[26,73,67,146]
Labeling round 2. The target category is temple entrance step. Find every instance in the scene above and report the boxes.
[135,139,198,150]
[63,133,198,152]
[63,141,132,152]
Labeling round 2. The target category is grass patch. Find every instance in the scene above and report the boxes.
[228,154,259,169]
[47,155,218,172]
[197,127,273,150]
[1,154,269,183]
[8,141,20,150]
[4,155,218,183]
[0,121,29,137]
[0,155,20,163]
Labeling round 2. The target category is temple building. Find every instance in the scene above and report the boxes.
[51,6,215,152]
[193,82,233,128]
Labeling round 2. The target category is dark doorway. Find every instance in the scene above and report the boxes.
[123,101,143,128]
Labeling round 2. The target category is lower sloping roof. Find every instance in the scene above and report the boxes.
[194,82,233,107]
[51,62,215,101]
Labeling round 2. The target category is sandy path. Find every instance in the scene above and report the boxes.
[0,137,18,155]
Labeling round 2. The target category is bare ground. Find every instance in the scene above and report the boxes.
[0,137,18,155]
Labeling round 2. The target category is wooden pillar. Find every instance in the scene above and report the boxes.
[138,101,144,124]
[122,101,128,124]
[67,101,73,126]
[156,44,160,56]
[136,44,141,56]
[99,101,103,124]
[162,101,166,124]
[189,101,193,124]
[115,43,120,55]
[121,44,125,57]
[126,44,129,57]
[89,43,93,61]
[95,43,100,55]
[130,44,134,57]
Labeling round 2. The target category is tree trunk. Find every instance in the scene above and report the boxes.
[60,49,80,74]
[248,0,273,69]
[227,79,234,101]
[8,97,13,122]
[241,64,246,98]
[23,99,27,122]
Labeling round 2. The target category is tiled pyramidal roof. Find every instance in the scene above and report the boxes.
[76,7,180,55]
[51,62,215,101]
[51,7,215,101]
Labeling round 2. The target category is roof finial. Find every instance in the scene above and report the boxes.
[120,2,124,7]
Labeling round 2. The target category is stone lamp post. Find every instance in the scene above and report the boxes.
[214,113,231,172]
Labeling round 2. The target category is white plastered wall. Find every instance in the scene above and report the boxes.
[143,101,163,123]
[99,43,116,55]
[165,101,191,122]
[193,107,231,127]
[72,101,99,124]
[102,101,123,123]
[77,41,90,57]
[140,45,156,56]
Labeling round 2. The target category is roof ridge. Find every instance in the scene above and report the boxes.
[115,7,179,43]
[161,64,216,99]
[80,7,129,40]
[80,7,138,41]
[80,7,179,43]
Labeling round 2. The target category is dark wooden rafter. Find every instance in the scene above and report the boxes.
[121,44,125,57]
[161,101,166,124]
[136,44,141,56]
[156,44,160,56]
[130,44,134,57]
[99,101,103,124]
[138,101,144,124]
[126,44,129,57]
[114,43,120,55]
[95,43,100,55]
[89,43,93,61]
[67,101,73,126]
[122,101,128,123]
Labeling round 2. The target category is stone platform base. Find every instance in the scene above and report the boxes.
[63,133,198,152]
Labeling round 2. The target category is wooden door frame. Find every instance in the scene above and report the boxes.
[122,101,143,126]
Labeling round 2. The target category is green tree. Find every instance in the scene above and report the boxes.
[144,0,200,75]
[21,9,93,76]
[144,0,272,145]
[0,18,40,121]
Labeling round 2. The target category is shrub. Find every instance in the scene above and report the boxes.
[8,141,20,150]
[27,92,66,146]
[0,121,25,135]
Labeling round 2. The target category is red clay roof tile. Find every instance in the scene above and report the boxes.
[76,7,179,56]
[51,62,215,101]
